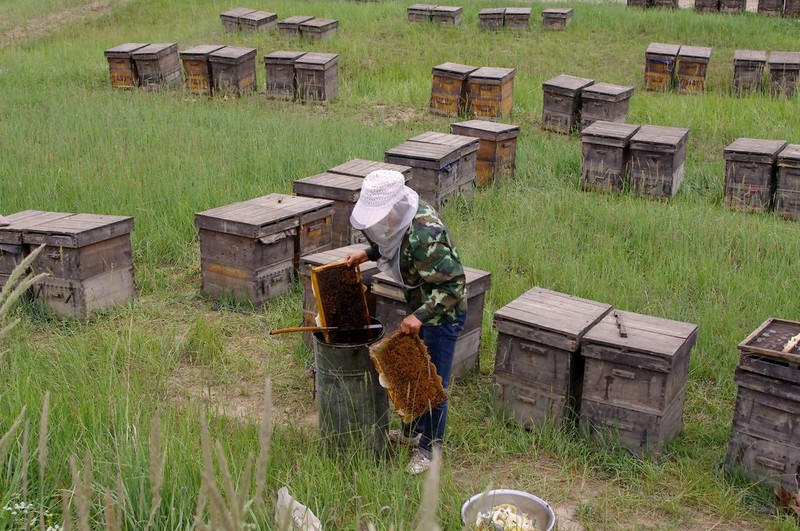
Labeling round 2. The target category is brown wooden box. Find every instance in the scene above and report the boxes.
[180,45,225,95]
[542,8,573,30]
[293,172,367,247]
[776,144,800,220]
[492,287,612,425]
[580,121,640,193]
[757,0,783,15]
[299,18,339,41]
[645,43,680,92]
[431,6,463,25]
[33,267,136,320]
[733,50,767,95]
[239,11,277,32]
[695,0,720,12]
[479,8,505,30]
[493,374,571,428]
[580,83,634,130]
[677,46,712,94]
[726,429,800,492]
[408,131,479,190]
[732,368,800,445]
[295,52,339,102]
[467,67,516,119]
[131,43,181,89]
[723,138,787,213]
[738,318,800,385]
[104,43,148,88]
[220,8,255,31]
[786,0,800,17]
[504,7,532,29]
[408,4,436,22]
[264,50,306,100]
[209,46,257,96]
[430,63,478,116]
[450,120,520,186]
[328,159,413,180]
[0,211,74,277]
[629,125,690,199]
[384,141,460,209]
[627,0,651,8]
[542,74,594,134]
[768,52,800,98]
[278,16,314,38]
[652,0,679,7]
[373,266,491,381]
[720,0,746,10]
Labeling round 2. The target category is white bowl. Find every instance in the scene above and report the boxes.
[460,489,557,531]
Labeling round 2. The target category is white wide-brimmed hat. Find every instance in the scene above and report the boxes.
[350,170,413,229]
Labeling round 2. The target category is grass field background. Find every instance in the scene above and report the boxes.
[1,0,800,528]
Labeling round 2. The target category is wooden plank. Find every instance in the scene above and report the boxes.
[583,310,698,358]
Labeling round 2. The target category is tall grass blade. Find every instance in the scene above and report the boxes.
[145,412,165,531]
[38,391,49,531]
[21,420,30,502]
[254,379,273,509]
[0,406,26,470]
[413,447,442,531]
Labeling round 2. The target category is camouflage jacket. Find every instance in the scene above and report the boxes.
[365,200,467,326]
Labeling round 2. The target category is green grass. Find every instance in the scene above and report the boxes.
[2,0,800,528]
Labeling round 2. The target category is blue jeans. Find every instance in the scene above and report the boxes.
[406,313,466,457]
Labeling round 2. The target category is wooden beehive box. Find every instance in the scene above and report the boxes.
[131,43,181,89]
[541,8,573,30]
[239,10,277,32]
[629,125,690,199]
[467,67,516,119]
[372,267,491,381]
[733,50,767,96]
[776,144,800,221]
[293,172,367,247]
[479,8,505,30]
[652,0,678,7]
[450,120,520,186]
[492,287,612,428]
[737,318,800,385]
[264,50,306,100]
[676,46,712,94]
[209,46,257,96]
[580,310,698,456]
[727,419,800,492]
[180,45,225,95]
[430,62,478,116]
[278,16,314,38]
[541,74,594,134]
[104,43,148,88]
[385,140,463,209]
[23,214,136,319]
[720,0,746,11]
[295,52,339,102]
[627,0,651,8]
[694,0,720,12]
[328,159,413,180]
[220,7,255,31]
[580,121,641,193]
[724,138,787,213]
[768,51,800,98]
[0,211,74,281]
[408,131,479,195]
[757,0,783,15]
[431,5,463,25]
[786,0,800,17]
[504,7,532,29]
[644,43,680,92]
[580,83,634,130]
[299,18,339,41]
[408,4,436,22]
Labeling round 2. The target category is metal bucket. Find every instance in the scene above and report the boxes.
[312,318,387,458]
[461,489,557,531]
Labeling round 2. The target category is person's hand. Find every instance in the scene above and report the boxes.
[344,250,368,267]
[400,314,423,335]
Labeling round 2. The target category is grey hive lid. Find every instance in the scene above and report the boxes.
[301,18,339,28]
[0,211,74,245]
[385,140,462,169]
[778,144,800,162]
[581,121,640,142]
[646,43,681,56]
[450,120,520,140]
[433,62,479,77]
[279,15,314,25]
[543,73,594,91]
[480,8,507,15]
[240,11,277,22]
[582,82,635,99]
[725,138,788,158]
[264,50,307,63]
[678,45,712,60]
[221,7,256,18]
[295,52,339,68]
[734,50,767,63]
[505,7,532,14]
[469,67,516,83]
[180,45,225,59]
[21,213,134,248]
[768,51,800,67]
[104,43,149,57]
[409,131,480,154]
[409,3,437,10]
[542,7,574,15]
[209,46,257,63]
[433,5,463,13]
[630,125,690,148]
[328,159,413,178]
[132,43,178,60]
[583,310,698,359]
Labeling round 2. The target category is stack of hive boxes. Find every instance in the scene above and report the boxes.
[450,120,520,186]
[220,8,277,32]
[407,4,464,25]
[264,51,339,102]
[430,63,516,119]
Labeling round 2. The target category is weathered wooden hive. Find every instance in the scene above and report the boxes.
[194,194,333,306]
[720,0,746,11]
[479,8,505,30]
[541,74,594,134]
[104,43,148,88]
[385,140,467,209]
[733,50,767,96]
[652,0,678,8]
[726,318,800,491]
[430,62,478,116]
[209,46,257,96]
[627,0,651,8]
[131,43,181,89]
[775,144,800,221]
[372,267,491,381]
[450,120,520,186]
[299,18,339,41]
[694,0,720,12]
[220,8,255,31]
[579,83,634,130]
[580,121,641,193]
[644,43,680,92]
[580,311,698,456]
[0,211,73,290]
[406,131,480,203]
[278,16,314,38]
[431,5,463,25]
[629,125,690,199]
[407,4,436,22]
[785,0,800,17]
[180,45,225,96]
[467,67,516,119]
[676,46,712,94]
[239,10,277,32]
[504,7,532,29]
[493,287,612,427]
[328,159,413,180]
[264,50,306,100]
[294,52,339,102]
[757,0,783,15]
[768,51,800,98]
[723,138,787,213]
[541,8,573,30]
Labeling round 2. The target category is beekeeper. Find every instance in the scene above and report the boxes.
[345,169,467,475]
